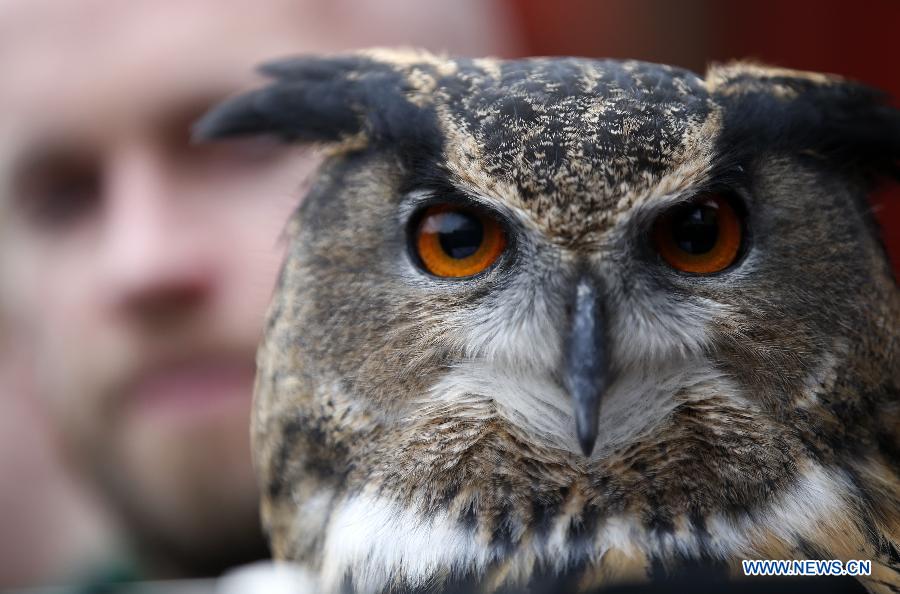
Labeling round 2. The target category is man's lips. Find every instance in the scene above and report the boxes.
[128,358,256,418]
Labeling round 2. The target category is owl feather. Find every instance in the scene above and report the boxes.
[196,50,900,593]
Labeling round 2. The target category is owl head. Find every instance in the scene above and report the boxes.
[196,50,899,590]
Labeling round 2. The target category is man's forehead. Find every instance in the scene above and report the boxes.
[0,0,320,188]
[0,3,309,128]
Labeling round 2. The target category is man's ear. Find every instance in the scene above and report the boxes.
[193,54,412,146]
[708,63,900,183]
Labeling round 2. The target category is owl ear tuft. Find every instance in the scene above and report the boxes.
[710,63,900,182]
[193,55,427,148]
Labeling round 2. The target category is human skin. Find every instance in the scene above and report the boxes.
[0,0,518,579]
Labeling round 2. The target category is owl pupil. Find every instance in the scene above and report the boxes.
[673,204,718,254]
[437,212,483,259]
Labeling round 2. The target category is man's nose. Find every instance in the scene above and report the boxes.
[101,141,216,317]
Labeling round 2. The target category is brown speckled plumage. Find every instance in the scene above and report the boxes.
[196,50,900,593]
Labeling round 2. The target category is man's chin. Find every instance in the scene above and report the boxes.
[94,373,268,577]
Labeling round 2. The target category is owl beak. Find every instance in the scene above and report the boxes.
[564,277,610,457]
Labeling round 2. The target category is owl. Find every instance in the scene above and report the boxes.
[195,50,900,593]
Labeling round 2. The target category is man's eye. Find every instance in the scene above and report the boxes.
[15,160,101,230]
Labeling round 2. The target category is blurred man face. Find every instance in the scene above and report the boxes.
[0,1,313,574]
[0,0,517,576]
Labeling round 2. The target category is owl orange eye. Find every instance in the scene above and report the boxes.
[414,204,507,278]
[652,194,743,274]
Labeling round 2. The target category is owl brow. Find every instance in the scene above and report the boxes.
[614,170,747,238]
[695,161,752,198]
[396,157,459,196]
[642,164,749,213]
[399,184,492,221]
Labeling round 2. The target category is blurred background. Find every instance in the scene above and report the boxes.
[0,0,896,590]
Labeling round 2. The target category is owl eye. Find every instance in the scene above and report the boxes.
[652,194,743,274]
[413,204,507,278]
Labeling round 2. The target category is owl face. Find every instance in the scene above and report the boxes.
[196,50,900,590]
